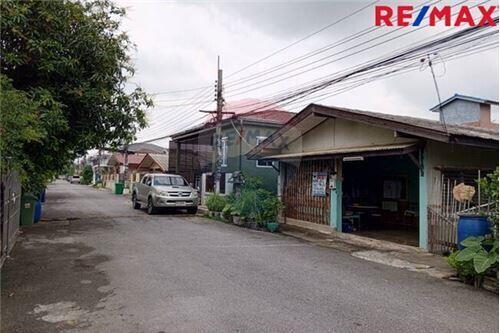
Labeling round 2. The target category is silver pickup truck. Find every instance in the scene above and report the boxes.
[131,173,198,215]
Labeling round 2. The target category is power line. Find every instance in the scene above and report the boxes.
[224,0,441,87]
[139,0,385,140]
[225,0,470,97]
[225,0,380,79]
[151,85,211,96]
[138,1,497,143]
[222,1,496,113]
[226,19,498,118]
[139,40,497,144]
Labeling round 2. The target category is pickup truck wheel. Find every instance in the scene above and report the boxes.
[132,193,141,209]
[147,197,156,215]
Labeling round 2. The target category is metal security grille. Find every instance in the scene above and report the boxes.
[428,168,494,254]
[282,160,333,225]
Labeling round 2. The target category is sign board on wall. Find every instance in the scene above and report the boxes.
[312,172,328,197]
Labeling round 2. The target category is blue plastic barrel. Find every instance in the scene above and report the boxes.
[457,215,490,249]
[34,200,42,223]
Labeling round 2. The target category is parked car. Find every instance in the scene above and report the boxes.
[131,173,198,215]
[69,175,80,184]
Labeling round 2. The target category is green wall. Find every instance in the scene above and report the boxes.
[219,123,280,193]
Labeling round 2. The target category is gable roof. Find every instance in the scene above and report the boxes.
[247,103,498,159]
[118,142,167,154]
[430,94,499,112]
[108,153,146,166]
[137,153,169,172]
[238,110,295,124]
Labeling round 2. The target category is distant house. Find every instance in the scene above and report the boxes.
[247,103,498,253]
[104,153,145,189]
[137,153,169,175]
[102,142,167,190]
[168,99,295,198]
[430,94,499,130]
[89,153,112,184]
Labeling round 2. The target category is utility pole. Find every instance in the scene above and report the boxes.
[215,56,223,189]
[425,53,448,133]
[200,57,233,193]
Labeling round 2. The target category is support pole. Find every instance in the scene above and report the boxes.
[215,57,223,193]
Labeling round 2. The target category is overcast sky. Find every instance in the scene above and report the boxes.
[116,0,499,146]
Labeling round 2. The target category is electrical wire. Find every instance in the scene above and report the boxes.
[225,0,380,79]
[224,0,441,87]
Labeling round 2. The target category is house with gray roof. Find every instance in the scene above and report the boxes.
[247,103,498,253]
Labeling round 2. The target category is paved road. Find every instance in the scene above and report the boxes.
[1,180,498,332]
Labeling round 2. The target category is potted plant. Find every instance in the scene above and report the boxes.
[222,203,232,222]
[448,169,499,289]
[261,196,284,233]
[231,207,244,226]
[205,193,226,218]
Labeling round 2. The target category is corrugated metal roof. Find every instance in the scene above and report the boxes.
[314,104,499,140]
[261,143,418,160]
[109,153,145,166]
[119,142,166,154]
[149,153,169,171]
[238,110,295,124]
[246,103,498,160]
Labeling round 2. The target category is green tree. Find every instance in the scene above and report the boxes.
[0,0,152,190]
[80,165,93,185]
[0,76,45,184]
[478,168,499,237]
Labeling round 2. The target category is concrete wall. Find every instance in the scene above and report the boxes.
[283,117,418,154]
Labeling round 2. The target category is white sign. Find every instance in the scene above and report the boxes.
[312,172,328,197]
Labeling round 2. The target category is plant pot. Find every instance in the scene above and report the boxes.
[266,222,279,232]
[245,220,258,230]
[233,216,244,226]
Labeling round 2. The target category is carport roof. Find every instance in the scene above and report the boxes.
[259,143,419,161]
[247,104,499,160]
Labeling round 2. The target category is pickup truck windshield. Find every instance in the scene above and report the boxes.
[153,176,188,186]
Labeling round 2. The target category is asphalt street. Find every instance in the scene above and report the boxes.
[1,180,498,333]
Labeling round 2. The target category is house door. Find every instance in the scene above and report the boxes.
[282,159,334,226]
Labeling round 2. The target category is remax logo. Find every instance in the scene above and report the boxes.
[375,5,497,26]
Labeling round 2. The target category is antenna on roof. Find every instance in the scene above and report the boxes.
[422,53,448,134]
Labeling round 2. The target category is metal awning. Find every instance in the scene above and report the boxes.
[260,143,420,161]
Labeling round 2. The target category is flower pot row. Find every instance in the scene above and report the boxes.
[208,211,279,232]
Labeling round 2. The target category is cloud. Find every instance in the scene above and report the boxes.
[116,0,498,144]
